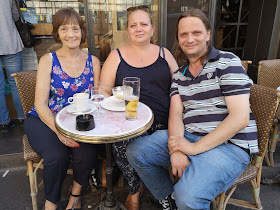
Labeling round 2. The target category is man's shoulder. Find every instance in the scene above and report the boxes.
[209,48,240,61]
[218,50,239,60]
[207,48,242,70]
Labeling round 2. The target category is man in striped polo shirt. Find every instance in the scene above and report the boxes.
[127,9,257,210]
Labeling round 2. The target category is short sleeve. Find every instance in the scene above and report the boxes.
[218,56,252,96]
[170,70,181,97]
[12,0,20,21]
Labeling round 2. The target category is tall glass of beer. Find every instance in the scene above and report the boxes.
[123,77,140,120]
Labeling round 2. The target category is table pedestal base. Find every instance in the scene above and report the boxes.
[94,200,127,210]
[95,144,127,210]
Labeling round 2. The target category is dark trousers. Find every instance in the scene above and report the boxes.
[24,114,102,204]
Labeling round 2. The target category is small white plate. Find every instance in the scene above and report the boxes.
[101,96,125,112]
[67,103,97,115]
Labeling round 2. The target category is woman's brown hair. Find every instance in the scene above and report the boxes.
[126,5,153,25]
[173,9,212,67]
[52,7,87,44]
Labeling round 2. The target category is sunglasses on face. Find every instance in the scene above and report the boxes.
[127,5,149,13]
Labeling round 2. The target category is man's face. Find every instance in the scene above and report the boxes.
[178,16,210,60]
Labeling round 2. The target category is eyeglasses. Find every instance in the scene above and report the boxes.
[127,5,149,13]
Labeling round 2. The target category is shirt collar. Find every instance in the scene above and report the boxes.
[207,47,220,61]
[179,47,219,76]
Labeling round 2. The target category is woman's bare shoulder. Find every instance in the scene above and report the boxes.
[39,53,52,63]
[104,49,121,63]
[91,54,100,64]
[38,53,52,71]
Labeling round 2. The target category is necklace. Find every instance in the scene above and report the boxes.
[70,51,81,68]
[140,58,144,62]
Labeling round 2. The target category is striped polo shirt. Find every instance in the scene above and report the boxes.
[170,47,258,154]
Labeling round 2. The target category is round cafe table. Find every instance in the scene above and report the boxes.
[55,101,154,210]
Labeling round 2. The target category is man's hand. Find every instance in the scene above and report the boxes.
[170,151,190,177]
[168,136,197,156]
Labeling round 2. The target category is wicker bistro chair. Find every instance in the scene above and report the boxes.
[213,84,280,210]
[11,71,75,210]
[257,59,280,167]
[11,70,42,210]
[241,60,252,72]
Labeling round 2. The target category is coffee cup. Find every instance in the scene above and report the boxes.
[68,93,90,112]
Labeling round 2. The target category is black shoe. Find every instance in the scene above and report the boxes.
[159,193,178,210]
[0,121,15,133]
[17,119,25,127]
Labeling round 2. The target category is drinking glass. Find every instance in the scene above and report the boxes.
[91,87,104,118]
[123,77,140,120]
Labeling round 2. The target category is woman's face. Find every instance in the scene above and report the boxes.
[58,21,82,49]
[127,10,154,44]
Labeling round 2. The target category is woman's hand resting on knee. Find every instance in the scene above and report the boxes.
[57,132,79,148]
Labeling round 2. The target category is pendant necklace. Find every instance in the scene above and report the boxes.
[71,51,80,68]
[140,58,144,62]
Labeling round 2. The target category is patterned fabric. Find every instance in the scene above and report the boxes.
[28,51,94,117]
[170,47,258,154]
[112,139,142,195]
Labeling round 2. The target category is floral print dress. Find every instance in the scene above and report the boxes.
[28,51,94,117]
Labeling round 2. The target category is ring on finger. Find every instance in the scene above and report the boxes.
[65,140,68,144]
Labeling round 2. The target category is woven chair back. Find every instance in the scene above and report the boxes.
[258,59,280,89]
[12,70,37,117]
[250,84,280,157]
[241,60,252,72]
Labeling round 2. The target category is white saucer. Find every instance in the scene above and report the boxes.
[67,103,97,115]
[101,96,125,112]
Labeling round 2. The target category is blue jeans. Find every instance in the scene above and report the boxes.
[0,51,24,124]
[127,130,250,210]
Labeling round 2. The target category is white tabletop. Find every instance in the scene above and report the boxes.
[55,102,154,144]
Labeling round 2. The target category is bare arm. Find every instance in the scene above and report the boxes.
[92,55,101,87]
[168,94,250,156]
[168,94,184,137]
[34,54,79,148]
[163,48,179,75]
[100,50,120,97]
[168,94,190,177]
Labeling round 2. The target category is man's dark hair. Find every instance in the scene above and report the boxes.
[173,9,212,67]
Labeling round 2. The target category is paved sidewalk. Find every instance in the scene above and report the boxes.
[0,153,280,210]
[0,124,280,209]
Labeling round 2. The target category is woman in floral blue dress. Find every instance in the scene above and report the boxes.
[24,8,101,210]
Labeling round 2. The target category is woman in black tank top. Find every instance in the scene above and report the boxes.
[100,6,178,210]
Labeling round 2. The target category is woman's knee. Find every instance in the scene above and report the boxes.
[44,150,69,167]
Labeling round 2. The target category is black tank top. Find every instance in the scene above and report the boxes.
[115,47,171,128]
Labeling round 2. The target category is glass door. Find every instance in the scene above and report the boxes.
[215,0,249,58]
[165,0,210,51]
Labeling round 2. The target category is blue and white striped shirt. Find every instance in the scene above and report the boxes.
[170,47,258,154]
